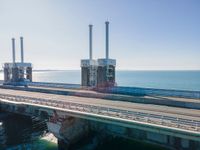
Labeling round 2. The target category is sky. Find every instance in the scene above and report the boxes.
[0,0,200,70]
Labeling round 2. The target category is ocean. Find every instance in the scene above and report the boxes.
[32,70,200,91]
[0,70,199,150]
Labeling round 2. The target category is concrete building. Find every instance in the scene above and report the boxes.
[81,21,116,88]
[97,58,116,87]
[97,21,116,87]
[81,24,98,87]
[3,37,32,85]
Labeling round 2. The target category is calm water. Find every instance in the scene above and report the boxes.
[0,70,200,91]
[32,70,200,91]
[0,70,199,149]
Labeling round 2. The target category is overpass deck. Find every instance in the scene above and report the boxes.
[1,85,200,109]
[29,85,200,104]
[0,88,200,122]
[0,87,200,141]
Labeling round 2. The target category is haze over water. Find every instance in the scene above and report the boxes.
[32,70,200,91]
[1,70,200,91]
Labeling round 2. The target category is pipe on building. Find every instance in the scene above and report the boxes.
[89,24,93,60]
[105,21,109,60]
[12,38,16,64]
[20,37,24,63]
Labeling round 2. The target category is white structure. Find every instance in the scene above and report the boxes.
[3,37,32,85]
[81,24,98,87]
[97,21,116,87]
[81,21,116,87]
[20,37,24,63]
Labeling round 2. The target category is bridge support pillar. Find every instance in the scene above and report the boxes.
[47,115,89,149]
[58,139,69,150]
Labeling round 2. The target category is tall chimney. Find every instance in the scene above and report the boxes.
[12,38,16,63]
[20,36,24,63]
[89,24,93,60]
[105,21,109,60]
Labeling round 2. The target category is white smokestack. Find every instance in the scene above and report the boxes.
[105,21,109,60]
[89,24,93,60]
[20,36,24,63]
[12,38,16,63]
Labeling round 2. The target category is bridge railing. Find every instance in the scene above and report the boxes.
[101,86,200,99]
[0,93,200,133]
[28,82,80,89]
[1,79,200,99]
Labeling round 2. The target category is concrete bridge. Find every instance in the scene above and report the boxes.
[1,21,200,150]
[0,82,200,150]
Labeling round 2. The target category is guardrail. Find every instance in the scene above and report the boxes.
[0,80,81,89]
[28,82,81,89]
[0,93,199,133]
[1,80,200,99]
[101,86,200,99]
[28,82,200,99]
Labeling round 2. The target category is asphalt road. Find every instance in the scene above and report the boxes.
[0,88,200,122]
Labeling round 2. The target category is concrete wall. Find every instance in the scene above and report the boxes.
[3,68,10,82]
[12,67,20,82]
[81,67,89,86]
[26,67,32,82]
[90,121,200,150]
[97,65,115,87]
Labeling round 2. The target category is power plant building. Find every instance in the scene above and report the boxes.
[3,37,32,85]
[81,21,116,88]
[97,21,116,87]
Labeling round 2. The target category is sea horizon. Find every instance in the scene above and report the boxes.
[1,70,199,91]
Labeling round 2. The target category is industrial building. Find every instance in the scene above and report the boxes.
[97,21,116,87]
[81,21,116,88]
[3,37,32,85]
[3,22,115,88]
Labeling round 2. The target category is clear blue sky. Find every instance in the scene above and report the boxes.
[0,0,199,70]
